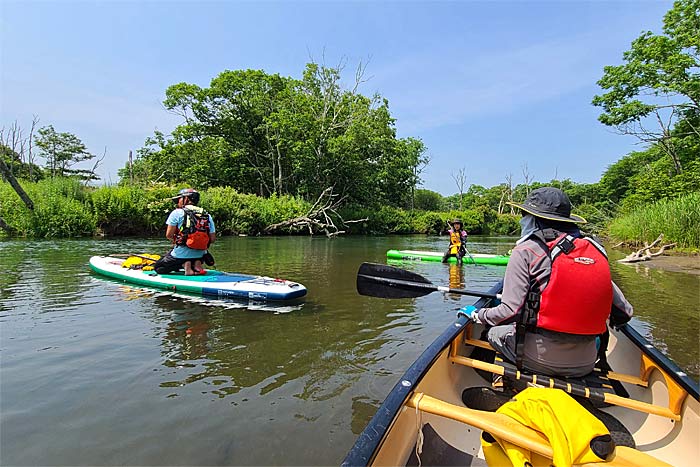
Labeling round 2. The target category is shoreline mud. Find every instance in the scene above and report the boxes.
[620,255,700,275]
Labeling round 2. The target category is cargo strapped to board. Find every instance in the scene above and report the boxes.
[122,254,160,271]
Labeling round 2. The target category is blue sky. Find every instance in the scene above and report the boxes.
[0,0,671,195]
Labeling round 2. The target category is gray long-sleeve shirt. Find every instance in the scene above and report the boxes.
[477,232,634,374]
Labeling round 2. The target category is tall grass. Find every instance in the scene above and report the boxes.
[607,192,700,249]
[0,178,95,237]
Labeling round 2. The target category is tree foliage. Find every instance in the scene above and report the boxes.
[413,188,443,211]
[125,63,427,208]
[592,0,699,174]
[35,125,97,180]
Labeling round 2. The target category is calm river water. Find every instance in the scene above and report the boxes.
[1,235,698,465]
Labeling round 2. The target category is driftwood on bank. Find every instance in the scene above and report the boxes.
[264,187,367,238]
[618,234,676,263]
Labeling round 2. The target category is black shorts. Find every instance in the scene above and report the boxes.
[153,252,202,275]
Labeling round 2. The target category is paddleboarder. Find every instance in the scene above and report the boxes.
[442,219,468,265]
[153,188,216,275]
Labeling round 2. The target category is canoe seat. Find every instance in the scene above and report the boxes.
[407,393,672,467]
[450,326,685,421]
[461,322,649,387]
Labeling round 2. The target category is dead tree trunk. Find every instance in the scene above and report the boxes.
[264,187,367,237]
[0,157,34,210]
[0,157,33,233]
[0,217,16,234]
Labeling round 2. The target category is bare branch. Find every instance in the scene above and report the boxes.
[521,162,533,196]
[618,234,677,263]
[264,186,367,237]
[451,167,467,211]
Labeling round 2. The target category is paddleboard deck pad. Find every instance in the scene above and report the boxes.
[386,249,509,266]
[89,256,307,301]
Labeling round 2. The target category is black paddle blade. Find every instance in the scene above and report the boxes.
[356,262,499,300]
[356,262,436,299]
[358,262,432,284]
[357,274,433,299]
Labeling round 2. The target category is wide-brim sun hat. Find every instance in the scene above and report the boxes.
[506,187,586,224]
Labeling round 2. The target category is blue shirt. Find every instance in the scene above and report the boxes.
[166,208,216,259]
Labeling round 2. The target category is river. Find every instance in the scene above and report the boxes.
[1,235,698,465]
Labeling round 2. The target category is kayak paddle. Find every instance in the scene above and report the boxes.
[463,247,480,267]
[356,262,500,300]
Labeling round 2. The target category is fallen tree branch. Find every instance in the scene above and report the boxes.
[264,187,367,237]
[0,216,16,234]
[0,156,34,210]
[618,234,677,263]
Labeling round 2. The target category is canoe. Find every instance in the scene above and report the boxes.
[89,255,307,301]
[343,279,700,467]
[386,249,509,266]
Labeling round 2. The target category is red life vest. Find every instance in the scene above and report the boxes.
[175,206,211,251]
[535,235,613,335]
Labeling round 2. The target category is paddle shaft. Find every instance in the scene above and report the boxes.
[357,273,500,299]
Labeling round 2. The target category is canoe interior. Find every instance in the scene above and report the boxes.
[345,283,700,467]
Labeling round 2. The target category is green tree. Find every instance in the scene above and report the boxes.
[592,0,699,174]
[35,125,96,180]
[128,63,427,207]
[413,188,443,211]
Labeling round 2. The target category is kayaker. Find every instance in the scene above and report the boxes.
[466,187,633,379]
[153,188,216,276]
[442,219,468,265]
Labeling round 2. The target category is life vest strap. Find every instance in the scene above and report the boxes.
[549,234,575,260]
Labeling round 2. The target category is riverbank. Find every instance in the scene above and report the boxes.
[619,254,700,275]
[607,192,700,250]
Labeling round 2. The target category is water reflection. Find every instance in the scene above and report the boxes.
[448,263,464,288]
[609,249,700,378]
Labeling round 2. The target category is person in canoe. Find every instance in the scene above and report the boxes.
[466,187,633,380]
[442,219,468,265]
[153,188,216,276]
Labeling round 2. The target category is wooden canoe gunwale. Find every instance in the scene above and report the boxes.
[619,323,699,400]
[341,280,503,467]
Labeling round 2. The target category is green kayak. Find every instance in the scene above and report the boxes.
[386,249,509,266]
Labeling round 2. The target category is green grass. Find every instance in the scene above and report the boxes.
[607,192,700,249]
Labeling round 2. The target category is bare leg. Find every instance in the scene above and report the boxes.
[193,260,204,273]
[183,261,196,276]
